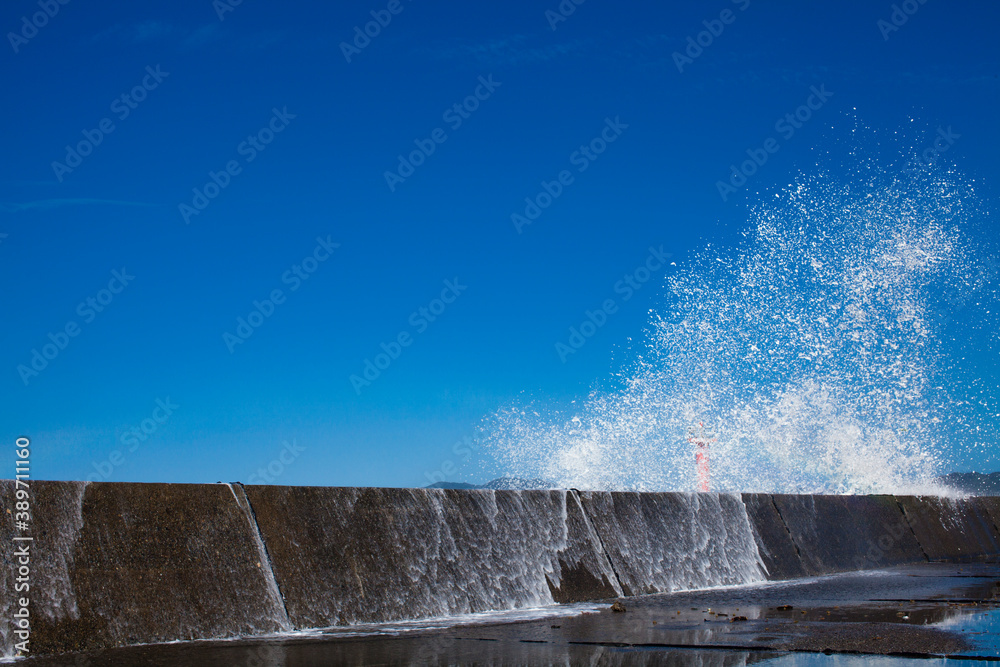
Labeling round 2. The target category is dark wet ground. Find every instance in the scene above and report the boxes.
[23,563,1000,666]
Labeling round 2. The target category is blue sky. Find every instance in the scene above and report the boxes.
[2,0,998,487]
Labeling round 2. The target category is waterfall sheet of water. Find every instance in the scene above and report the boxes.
[579,492,766,594]
[1,481,87,661]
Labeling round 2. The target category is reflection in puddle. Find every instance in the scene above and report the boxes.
[757,656,949,667]
[938,606,1000,657]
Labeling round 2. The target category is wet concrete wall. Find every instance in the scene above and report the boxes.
[1,481,289,658]
[242,486,621,629]
[3,481,998,658]
[576,492,766,596]
[740,493,809,580]
[764,494,926,575]
[897,495,1000,561]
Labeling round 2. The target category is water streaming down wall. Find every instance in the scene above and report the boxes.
[225,483,293,632]
[1,481,293,659]
[577,492,766,596]
[1,480,87,660]
[1,480,17,659]
[3,482,1000,658]
[242,486,623,628]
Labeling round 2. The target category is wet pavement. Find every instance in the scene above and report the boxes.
[22,562,1000,665]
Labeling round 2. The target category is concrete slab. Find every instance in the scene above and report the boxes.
[897,496,1000,561]
[771,494,924,575]
[26,563,1000,665]
[577,492,765,596]
[740,493,808,581]
[5,481,289,656]
[243,486,621,629]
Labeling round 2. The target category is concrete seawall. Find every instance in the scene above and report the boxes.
[2,481,998,658]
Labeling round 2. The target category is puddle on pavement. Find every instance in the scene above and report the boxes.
[938,606,1000,658]
[755,656,951,666]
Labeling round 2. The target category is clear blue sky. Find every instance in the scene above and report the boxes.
[2,0,998,487]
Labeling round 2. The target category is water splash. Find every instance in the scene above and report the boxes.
[483,136,995,494]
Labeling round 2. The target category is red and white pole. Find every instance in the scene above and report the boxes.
[696,444,710,492]
[688,422,715,492]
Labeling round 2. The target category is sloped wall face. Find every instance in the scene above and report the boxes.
[243,486,622,629]
[969,497,1000,546]
[5,482,1000,658]
[1,481,289,659]
[576,492,766,596]
[769,495,925,575]
[4,480,94,659]
[740,493,808,580]
[897,496,1000,561]
[2,479,24,659]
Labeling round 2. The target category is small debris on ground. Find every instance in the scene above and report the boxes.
[610,601,627,613]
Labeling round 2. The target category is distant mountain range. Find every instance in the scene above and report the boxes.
[429,473,1000,495]
[426,477,555,490]
[934,472,1000,496]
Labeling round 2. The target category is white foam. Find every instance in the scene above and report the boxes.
[482,144,991,496]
